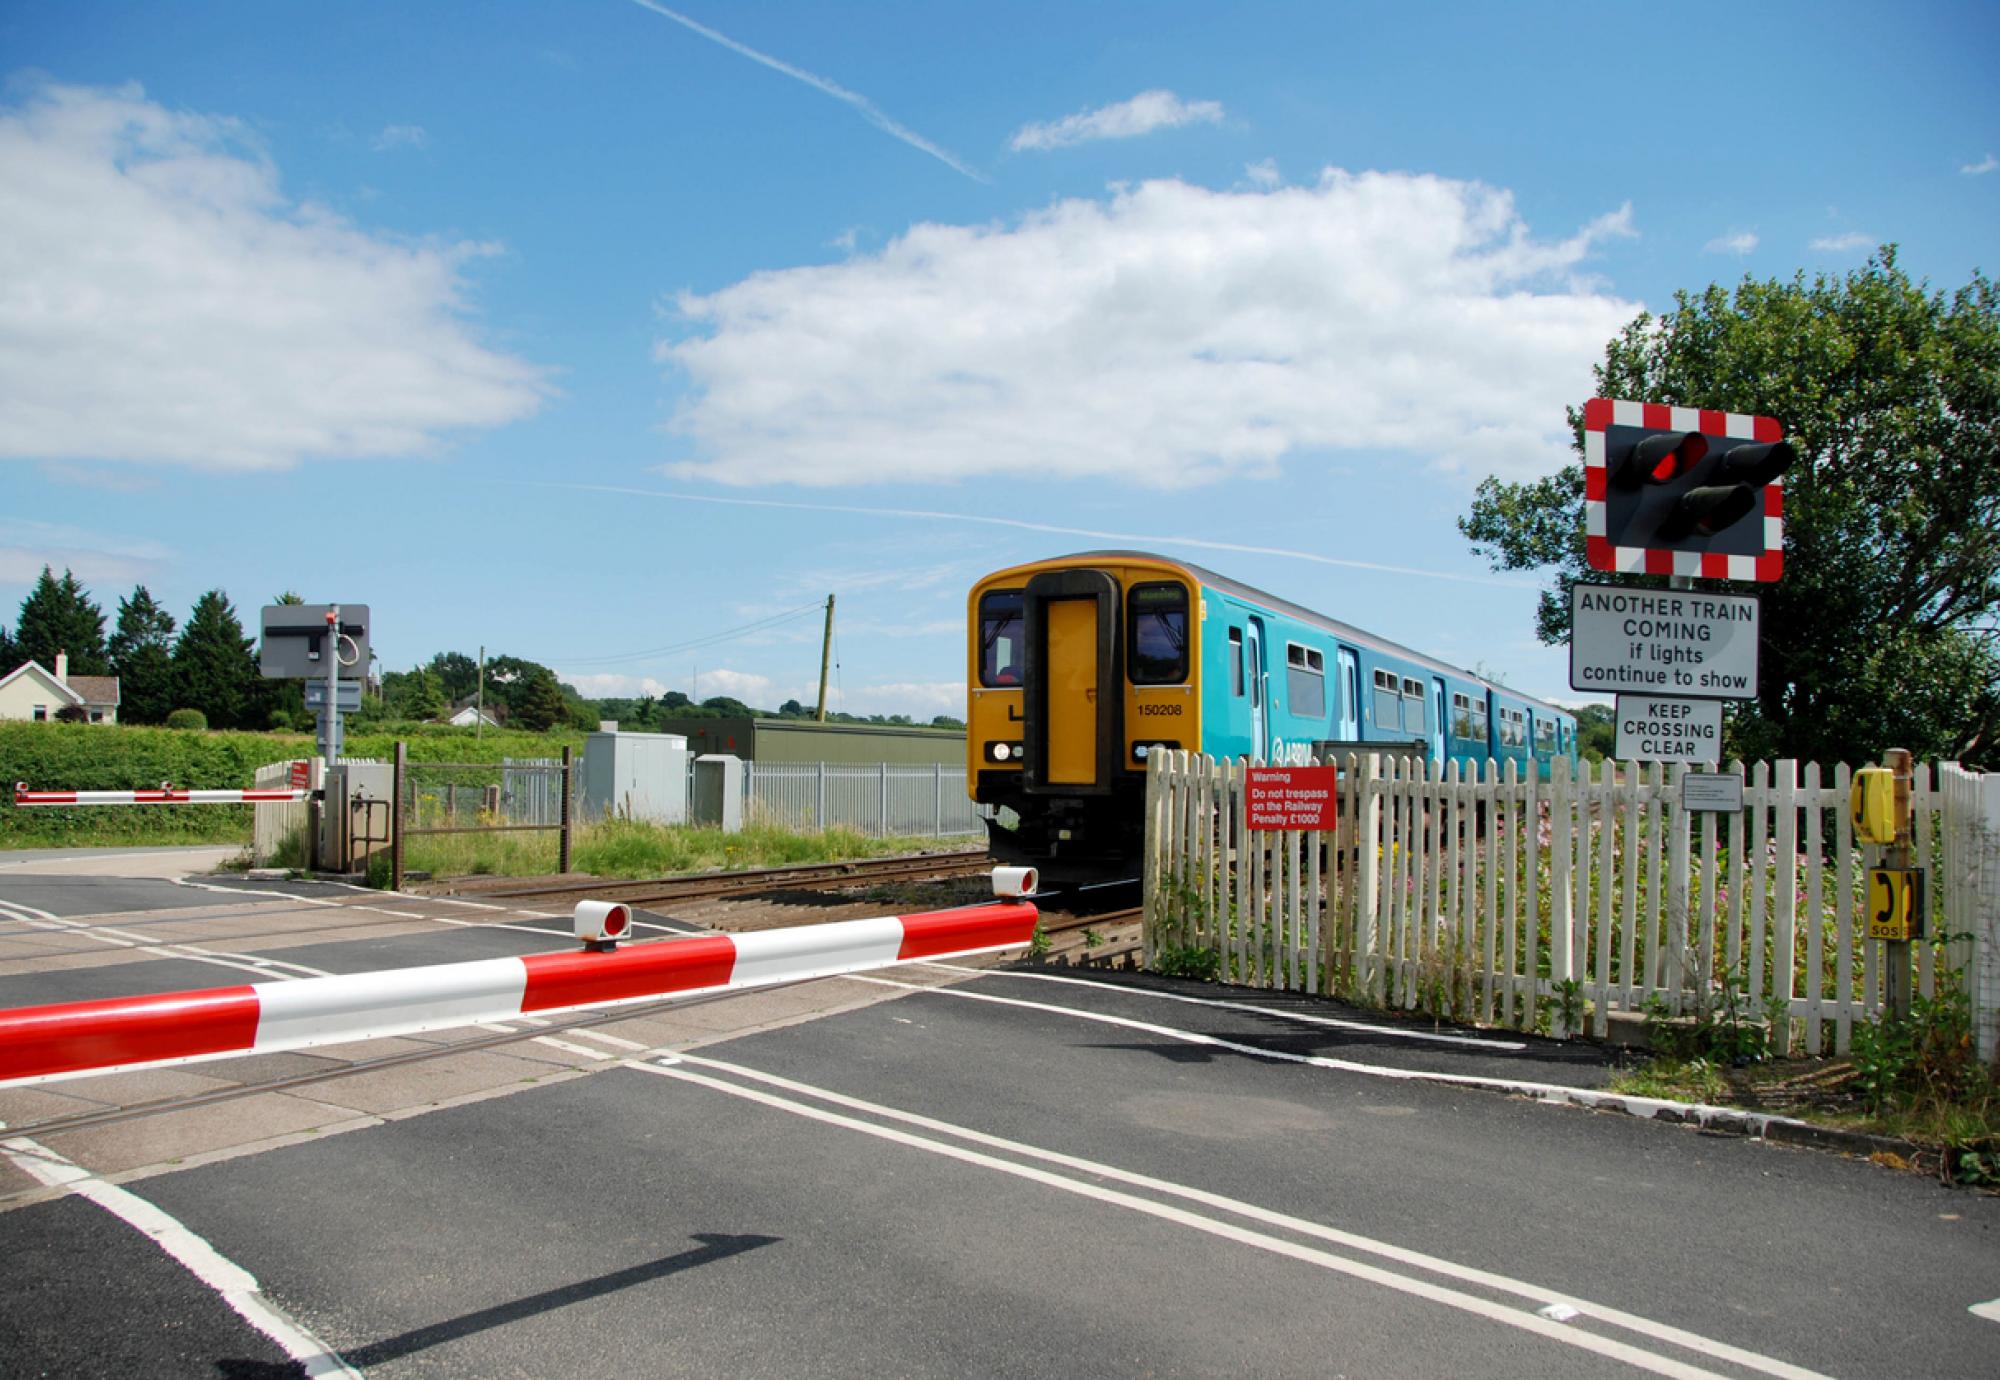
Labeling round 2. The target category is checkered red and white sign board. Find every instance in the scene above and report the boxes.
[1583,398,1785,582]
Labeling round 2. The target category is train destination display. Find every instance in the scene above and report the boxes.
[1569,583,1759,699]
[1615,694,1723,763]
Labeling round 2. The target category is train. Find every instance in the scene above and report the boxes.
[965,550,1581,877]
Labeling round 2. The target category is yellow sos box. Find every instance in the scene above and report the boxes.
[1850,767,1902,845]
[1867,867,1925,941]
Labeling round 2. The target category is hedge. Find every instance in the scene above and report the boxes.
[0,721,587,848]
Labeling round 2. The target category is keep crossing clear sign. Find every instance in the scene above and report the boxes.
[1615,695,1723,763]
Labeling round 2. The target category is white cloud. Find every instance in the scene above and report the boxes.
[557,672,674,698]
[0,519,174,587]
[1961,153,1997,175]
[657,170,1642,487]
[0,83,547,472]
[1244,159,1281,188]
[1011,90,1225,152]
[696,668,775,702]
[1704,230,1758,255]
[371,123,429,151]
[1809,231,1875,252]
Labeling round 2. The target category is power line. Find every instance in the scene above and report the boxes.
[548,603,825,668]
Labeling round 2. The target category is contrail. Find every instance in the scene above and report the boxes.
[511,480,1535,590]
[626,1,987,183]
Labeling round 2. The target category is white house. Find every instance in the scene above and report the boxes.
[0,653,121,723]
[445,702,502,729]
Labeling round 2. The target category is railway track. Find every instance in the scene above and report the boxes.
[440,847,994,907]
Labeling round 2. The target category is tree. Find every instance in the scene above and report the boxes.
[108,586,178,725]
[15,567,109,674]
[0,621,17,668]
[385,667,446,720]
[426,651,481,703]
[172,590,260,729]
[514,666,569,731]
[1460,249,1999,767]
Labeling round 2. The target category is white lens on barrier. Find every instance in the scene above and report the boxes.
[991,866,1038,899]
[574,899,633,945]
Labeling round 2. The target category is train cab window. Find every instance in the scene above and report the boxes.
[1372,669,1400,727]
[1228,628,1244,696]
[1400,677,1425,733]
[1286,643,1325,717]
[978,589,1025,687]
[1128,583,1189,684]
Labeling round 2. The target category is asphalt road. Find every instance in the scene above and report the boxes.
[2,859,1996,1378]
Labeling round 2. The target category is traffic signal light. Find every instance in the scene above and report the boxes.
[1584,398,1793,581]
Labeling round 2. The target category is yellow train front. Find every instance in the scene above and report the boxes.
[967,552,1199,881]
[966,550,1582,881]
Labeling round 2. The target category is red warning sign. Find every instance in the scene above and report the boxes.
[1245,765,1338,832]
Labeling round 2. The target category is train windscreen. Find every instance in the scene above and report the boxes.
[979,590,1025,686]
[1128,583,1188,684]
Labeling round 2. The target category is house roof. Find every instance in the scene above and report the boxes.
[0,661,82,704]
[66,675,121,706]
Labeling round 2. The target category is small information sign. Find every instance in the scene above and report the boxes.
[304,680,363,711]
[1245,765,1338,832]
[1867,867,1926,941]
[1681,771,1743,813]
[1617,695,1724,763]
[1570,583,1759,700]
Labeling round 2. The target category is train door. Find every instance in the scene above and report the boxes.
[1246,617,1268,758]
[1023,569,1119,793]
[1431,676,1447,763]
[1336,648,1359,740]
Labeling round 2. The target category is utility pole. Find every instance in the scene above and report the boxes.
[815,594,835,722]
[476,645,485,740]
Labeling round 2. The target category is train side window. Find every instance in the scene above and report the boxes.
[1373,669,1400,727]
[1470,699,1491,743]
[1535,719,1555,752]
[978,589,1025,687]
[1228,628,1244,696]
[1451,691,1473,740]
[1400,676,1424,733]
[1285,643,1325,717]
[1128,583,1189,684]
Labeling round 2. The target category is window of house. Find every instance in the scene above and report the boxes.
[1128,583,1189,684]
[1228,628,1244,697]
[32,705,47,722]
[1286,643,1325,717]
[978,590,1025,687]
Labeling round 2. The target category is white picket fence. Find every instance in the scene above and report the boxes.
[1144,753,2000,1058]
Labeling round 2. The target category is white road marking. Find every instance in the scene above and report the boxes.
[0,904,334,980]
[635,1055,1829,1380]
[858,975,1821,1139]
[928,963,1528,1050]
[0,1135,361,1377]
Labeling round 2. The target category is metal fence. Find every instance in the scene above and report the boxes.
[743,761,986,838]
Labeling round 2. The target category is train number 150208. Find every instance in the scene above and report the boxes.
[1136,703,1184,717]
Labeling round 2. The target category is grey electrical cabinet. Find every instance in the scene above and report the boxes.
[581,731,690,825]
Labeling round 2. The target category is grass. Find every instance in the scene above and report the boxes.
[396,815,970,882]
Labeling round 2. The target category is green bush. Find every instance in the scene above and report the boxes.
[164,708,208,731]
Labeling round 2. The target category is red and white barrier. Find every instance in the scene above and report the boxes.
[13,782,310,807]
[0,899,1039,1088]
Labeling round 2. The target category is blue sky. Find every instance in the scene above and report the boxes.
[2,1,1994,719]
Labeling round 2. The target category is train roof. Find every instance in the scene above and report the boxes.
[1019,550,1577,723]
